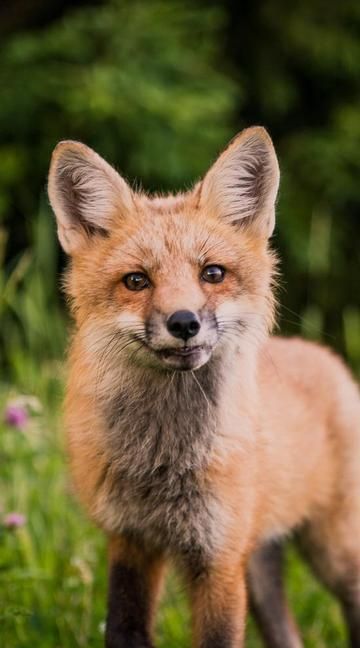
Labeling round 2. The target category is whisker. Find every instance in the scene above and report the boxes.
[190,371,211,412]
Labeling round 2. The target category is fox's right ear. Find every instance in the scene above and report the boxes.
[48,141,133,254]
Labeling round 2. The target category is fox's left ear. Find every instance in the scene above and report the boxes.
[199,126,280,238]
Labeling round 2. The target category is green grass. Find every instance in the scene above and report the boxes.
[0,370,348,648]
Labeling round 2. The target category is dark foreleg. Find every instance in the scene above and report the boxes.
[105,536,165,648]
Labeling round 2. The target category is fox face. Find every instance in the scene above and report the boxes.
[48,127,279,373]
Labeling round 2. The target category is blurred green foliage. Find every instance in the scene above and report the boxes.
[0,0,359,382]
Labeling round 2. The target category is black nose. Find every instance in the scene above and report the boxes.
[167,310,201,341]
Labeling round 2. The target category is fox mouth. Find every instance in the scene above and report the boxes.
[157,346,202,359]
[133,336,210,370]
[154,345,207,370]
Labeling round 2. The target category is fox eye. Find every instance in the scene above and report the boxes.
[201,265,225,284]
[123,272,150,291]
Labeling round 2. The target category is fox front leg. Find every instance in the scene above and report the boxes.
[188,558,247,648]
[105,536,165,648]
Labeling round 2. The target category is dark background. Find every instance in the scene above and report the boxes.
[1,0,359,384]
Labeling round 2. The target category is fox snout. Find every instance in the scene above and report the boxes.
[142,307,219,371]
[166,310,201,341]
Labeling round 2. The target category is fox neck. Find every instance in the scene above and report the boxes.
[99,344,258,478]
[102,358,219,473]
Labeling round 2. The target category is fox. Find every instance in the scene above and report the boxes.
[48,126,360,648]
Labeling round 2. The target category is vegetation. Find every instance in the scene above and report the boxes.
[0,1,359,646]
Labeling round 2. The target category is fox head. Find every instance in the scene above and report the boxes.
[48,127,279,372]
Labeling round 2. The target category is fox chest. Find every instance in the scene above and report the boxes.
[90,372,221,560]
[94,413,217,559]
[100,463,214,558]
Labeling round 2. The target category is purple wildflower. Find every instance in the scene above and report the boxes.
[4,404,28,429]
[4,512,26,529]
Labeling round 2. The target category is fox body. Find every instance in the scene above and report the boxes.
[48,127,360,648]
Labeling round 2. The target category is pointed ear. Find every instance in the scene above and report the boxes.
[48,141,133,254]
[199,127,280,238]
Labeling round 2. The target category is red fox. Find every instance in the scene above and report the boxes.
[48,127,360,648]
